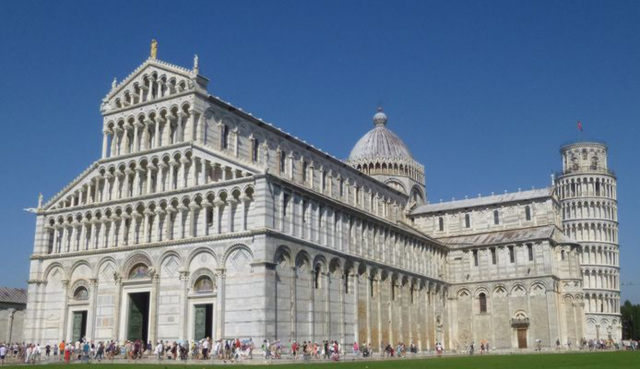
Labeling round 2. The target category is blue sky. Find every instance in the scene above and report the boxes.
[1,0,638,302]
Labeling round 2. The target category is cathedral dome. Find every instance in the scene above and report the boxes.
[348,108,413,162]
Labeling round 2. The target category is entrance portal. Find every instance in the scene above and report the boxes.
[194,304,213,340]
[517,328,528,348]
[71,311,87,342]
[127,292,150,343]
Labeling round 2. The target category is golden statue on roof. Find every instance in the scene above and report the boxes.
[150,39,158,59]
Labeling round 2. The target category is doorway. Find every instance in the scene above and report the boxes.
[127,292,150,343]
[194,304,213,340]
[71,311,87,342]
[517,328,528,348]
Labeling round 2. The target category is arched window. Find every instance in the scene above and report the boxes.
[525,206,531,221]
[129,263,149,279]
[73,286,89,300]
[438,217,444,231]
[479,293,487,313]
[194,275,214,293]
[493,210,500,225]
[465,213,471,228]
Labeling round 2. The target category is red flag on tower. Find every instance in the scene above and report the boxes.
[577,121,583,131]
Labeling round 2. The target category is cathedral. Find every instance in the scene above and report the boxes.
[23,46,620,351]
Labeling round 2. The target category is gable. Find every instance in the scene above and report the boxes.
[101,59,208,114]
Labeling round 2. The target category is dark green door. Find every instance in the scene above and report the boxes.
[127,293,149,342]
[194,304,213,340]
[72,311,87,342]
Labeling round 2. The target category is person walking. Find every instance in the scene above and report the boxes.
[0,343,7,365]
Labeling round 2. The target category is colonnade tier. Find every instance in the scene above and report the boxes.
[45,185,256,255]
[271,184,447,280]
[561,200,618,221]
[582,268,620,290]
[351,159,425,184]
[583,293,621,315]
[53,151,253,210]
[579,244,619,267]
[562,221,618,244]
[556,175,617,200]
[102,103,201,159]
[111,70,191,109]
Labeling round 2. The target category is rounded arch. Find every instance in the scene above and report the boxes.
[185,246,219,270]
[328,257,342,276]
[457,288,471,300]
[295,250,311,271]
[510,283,527,296]
[69,260,93,279]
[190,268,217,293]
[43,262,67,281]
[513,309,528,319]
[122,251,154,275]
[274,245,293,265]
[410,185,425,205]
[158,250,183,269]
[223,243,253,273]
[471,285,488,296]
[312,254,327,272]
[492,284,507,297]
[94,256,118,279]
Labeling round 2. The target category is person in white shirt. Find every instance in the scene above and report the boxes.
[0,344,7,364]
[154,341,164,361]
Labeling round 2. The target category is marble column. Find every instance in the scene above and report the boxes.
[87,278,98,340]
[60,279,70,342]
[102,130,110,158]
[148,272,160,345]
[178,271,190,341]
[215,269,226,339]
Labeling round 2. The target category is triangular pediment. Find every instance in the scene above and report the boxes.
[101,58,209,114]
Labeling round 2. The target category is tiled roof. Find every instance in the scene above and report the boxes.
[437,225,579,249]
[0,287,27,305]
[412,188,552,214]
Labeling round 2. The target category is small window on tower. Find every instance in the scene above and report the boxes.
[493,210,500,225]
[491,247,497,265]
[479,293,487,313]
[302,161,308,183]
[221,124,229,149]
[525,206,531,221]
[473,250,479,267]
[438,217,444,231]
[279,151,286,174]
[251,139,259,162]
[465,213,471,228]
[509,246,515,263]
[528,244,534,261]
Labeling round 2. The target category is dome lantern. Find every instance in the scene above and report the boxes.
[373,107,388,126]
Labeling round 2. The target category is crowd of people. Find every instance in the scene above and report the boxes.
[0,336,637,365]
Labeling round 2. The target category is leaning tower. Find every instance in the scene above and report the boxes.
[556,141,621,340]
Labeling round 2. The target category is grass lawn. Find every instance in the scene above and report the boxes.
[2,351,637,369]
